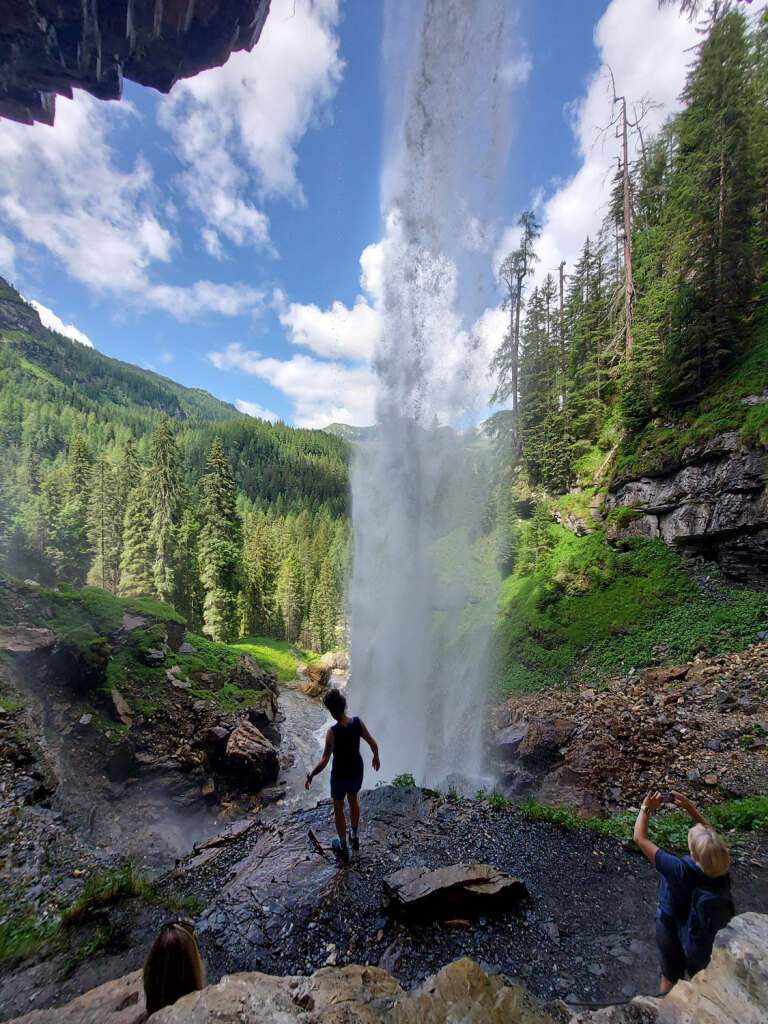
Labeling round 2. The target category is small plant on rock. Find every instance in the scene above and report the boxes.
[392,772,416,788]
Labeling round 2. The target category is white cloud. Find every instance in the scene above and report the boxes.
[28,299,94,347]
[208,343,376,428]
[495,0,700,282]
[159,351,173,363]
[159,0,344,257]
[360,242,385,305]
[235,398,279,422]
[0,92,264,320]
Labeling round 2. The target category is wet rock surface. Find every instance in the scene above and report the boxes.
[495,642,768,813]
[383,863,528,918]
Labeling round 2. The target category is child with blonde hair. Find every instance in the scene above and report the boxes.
[634,790,734,993]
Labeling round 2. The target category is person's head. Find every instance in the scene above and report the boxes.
[143,917,205,1017]
[324,688,347,721]
[688,824,730,877]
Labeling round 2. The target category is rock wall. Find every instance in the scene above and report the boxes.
[605,432,768,586]
[0,0,271,126]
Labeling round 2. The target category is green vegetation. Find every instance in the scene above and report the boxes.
[0,283,351,653]
[234,636,318,683]
[0,904,60,962]
[392,773,416,787]
[490,8,768,490]
[518,796,768,853]
[60,864,152,928]
[491,511,768,694]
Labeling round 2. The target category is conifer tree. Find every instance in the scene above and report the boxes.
[87,454,122,592]
[148,416,184,604]
[57,434,91,583]
[198,438,242,641]
[119,478,154,598]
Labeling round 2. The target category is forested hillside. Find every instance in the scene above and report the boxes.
[489,6,768,691]
[0,280,350,650]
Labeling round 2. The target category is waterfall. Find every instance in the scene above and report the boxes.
[349,0,515,787]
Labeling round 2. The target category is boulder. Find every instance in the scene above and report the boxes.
[229,654,280,698]
[319,651,350,670]
[383,863,528,919]
[307,663,331,689]
[642,666,689,687]
[517,717,577,765]
[0,625,56,653]
[224,721,279,785]
[298,679,325,699]
[5,969,145,1023]
[659,912,768,1023]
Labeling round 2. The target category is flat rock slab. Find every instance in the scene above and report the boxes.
[384,863,528,918]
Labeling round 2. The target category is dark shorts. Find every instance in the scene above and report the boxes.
[330,772,363,801]
[656,912,687,984]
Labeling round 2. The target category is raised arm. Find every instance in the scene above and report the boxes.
[359,719,380,772]
[633,790,662,864]
[305,728,334,789]
[671,791,712,828]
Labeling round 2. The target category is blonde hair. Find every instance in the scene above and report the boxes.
[143,919,205,1016]
[688,824,730,878]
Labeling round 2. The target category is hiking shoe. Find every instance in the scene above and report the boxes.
[348,829,360,851]
[332,837,349,859]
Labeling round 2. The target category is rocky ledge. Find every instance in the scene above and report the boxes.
[0,0,271,126]
[494,642,768,815]
[605,431,768,586]
[7,913,768,1024]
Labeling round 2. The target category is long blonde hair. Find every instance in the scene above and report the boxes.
[143,918,205,1016]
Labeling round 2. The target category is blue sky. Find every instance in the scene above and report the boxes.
[1,0,758,428]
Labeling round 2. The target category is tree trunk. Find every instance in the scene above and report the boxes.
[621,97,634,355]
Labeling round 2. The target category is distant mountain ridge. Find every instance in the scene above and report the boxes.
[0,277,242,423]
[0,276,349,516]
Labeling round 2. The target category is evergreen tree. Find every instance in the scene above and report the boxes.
[119,478,154,597]
[57,434,91,583]
[198,438,242,641]
[87,454,122,593]
[148,416,184,603]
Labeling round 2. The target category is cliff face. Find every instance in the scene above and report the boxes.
[605,431,768,587]
[0,0,271,126]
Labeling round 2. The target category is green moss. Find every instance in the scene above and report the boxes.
[606,505,645,529]
[187,680,269,713]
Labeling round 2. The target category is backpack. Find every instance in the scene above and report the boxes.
[679,884,735,976]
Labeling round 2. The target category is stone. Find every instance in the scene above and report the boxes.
[110,689,132,727]
[225,721,279,785]
[143,646,166,667]
[703,774,719,786]
[0,625,56,653]
[106,738,135,782]
[178,641,197,654]
[517,717,577,764]
[306,662,331,689]
[78,713,92,726]
[642,666,689,687]
[5,969,145,1023]
[383,863,528,919]
[298,679,324,698]
[319,651,350,670]
[659,913,768,1023]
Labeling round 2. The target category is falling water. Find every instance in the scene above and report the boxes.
[350,0,516,786]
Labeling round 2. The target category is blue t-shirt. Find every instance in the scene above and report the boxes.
[654,849,730,922]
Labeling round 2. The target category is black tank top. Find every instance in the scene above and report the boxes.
[331,717,363,779]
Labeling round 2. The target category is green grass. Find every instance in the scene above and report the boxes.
[233,636,318,683]
[0,904,60,962]
[60,864,151,928]
[491,510,768,695]
[519,796,768,853]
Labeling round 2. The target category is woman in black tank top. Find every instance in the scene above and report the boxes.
[305,688,380,857]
